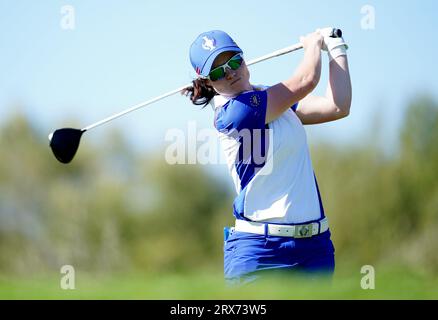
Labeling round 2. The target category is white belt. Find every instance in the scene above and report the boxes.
[234,217,329,238]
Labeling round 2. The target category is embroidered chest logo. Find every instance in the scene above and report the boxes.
[202,36,216,51]
[250,94,261,107]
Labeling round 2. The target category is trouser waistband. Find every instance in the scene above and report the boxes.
[234,217,329,238]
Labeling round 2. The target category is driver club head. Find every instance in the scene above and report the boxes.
[48,128,85,164]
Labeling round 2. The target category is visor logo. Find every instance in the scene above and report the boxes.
[202,36,216,51]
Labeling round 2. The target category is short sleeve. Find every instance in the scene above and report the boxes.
[215,90,267,133]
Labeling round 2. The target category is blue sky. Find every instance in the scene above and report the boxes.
[1,0,437,167]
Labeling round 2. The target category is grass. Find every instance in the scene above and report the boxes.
[0,265,437,299]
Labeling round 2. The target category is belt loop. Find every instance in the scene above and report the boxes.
[264,223,268,237]
[317,220,321,234]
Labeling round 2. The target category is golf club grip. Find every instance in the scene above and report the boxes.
[331,28,342,38]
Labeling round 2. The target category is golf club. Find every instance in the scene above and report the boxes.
[49,29,343,164]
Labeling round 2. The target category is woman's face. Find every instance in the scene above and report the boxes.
[206,51,252,96]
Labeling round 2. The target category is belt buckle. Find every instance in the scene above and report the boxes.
[294,223,313,238]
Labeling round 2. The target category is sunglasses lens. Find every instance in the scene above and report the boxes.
[229,55,243,70]
[209,67,225,81]
[208,53,243,81]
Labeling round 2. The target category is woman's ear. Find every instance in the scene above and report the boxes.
[205,78,213,87]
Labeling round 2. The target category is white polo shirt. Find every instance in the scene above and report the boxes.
[212,86,325,224]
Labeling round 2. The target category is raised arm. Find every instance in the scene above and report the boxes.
[295,32,352,125]
[265,32,323,124]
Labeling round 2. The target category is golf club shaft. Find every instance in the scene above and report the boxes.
[246,43,303,67]
[82,85,189,131]
[82,30,340,132]
[245,28,341,66]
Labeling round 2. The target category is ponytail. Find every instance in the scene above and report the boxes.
[182,78,217,108]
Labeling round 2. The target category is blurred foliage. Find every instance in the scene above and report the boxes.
[1,94,438,279]
[312,94,438,275]
[0,112,233,275]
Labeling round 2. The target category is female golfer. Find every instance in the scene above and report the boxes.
[184,29,351,283]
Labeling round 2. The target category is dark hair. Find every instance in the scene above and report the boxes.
[182,78,217,108]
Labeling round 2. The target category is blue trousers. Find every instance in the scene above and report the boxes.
[224,228,335,284]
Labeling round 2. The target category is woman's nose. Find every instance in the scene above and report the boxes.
[224,67,235,80]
